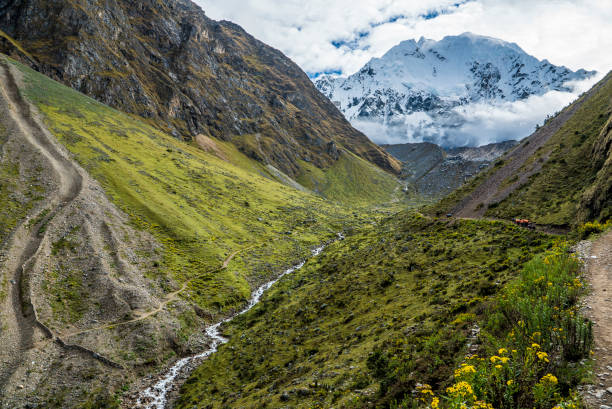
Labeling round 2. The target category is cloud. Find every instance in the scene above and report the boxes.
[197,0,476,75]
[197,0,612,77]
[350,75,603,147]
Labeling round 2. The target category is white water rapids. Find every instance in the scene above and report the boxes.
[136,233,344,408]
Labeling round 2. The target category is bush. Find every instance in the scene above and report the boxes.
[410,243,592,409]
[577,220,611,239]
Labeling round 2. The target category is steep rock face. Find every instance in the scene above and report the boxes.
[316,33,596,147]
[0,0,400,177]
[383,140,518,198]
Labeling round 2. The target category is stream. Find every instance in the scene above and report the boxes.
[136,233,344,408]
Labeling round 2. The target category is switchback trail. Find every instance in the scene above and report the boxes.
[0,60,83,389]
[582,230,612,408]
[61,246,254,339]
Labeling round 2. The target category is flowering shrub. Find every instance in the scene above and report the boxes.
[577,220,611,239]
[412,243,591,409]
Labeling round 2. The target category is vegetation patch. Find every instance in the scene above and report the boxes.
[415,243,591,409]
[175,214,555,409]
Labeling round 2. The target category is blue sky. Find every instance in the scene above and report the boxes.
[196,0,612,78]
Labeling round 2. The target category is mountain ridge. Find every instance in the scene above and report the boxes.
[315,32,596,147]
[0,0,401,178]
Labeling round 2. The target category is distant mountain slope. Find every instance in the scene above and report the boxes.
[383,140,518,198]
[432,71,612,226]
[0,0,400,177]
[316,33,595,147]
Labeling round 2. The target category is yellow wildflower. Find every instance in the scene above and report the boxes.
[446,381,474,398]
[540,373,558,385]
[490,355,501,363]
[531,343,540,349]
[537,351,549,362]
[431,397,440,409]
[507,380,514,386]
[474,401,494,409]
[455,365,476,378]
[498,348,507,355]
[500,357,510,364]
[495,364,502,369]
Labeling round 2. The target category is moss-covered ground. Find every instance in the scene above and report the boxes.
[175,214,556,408]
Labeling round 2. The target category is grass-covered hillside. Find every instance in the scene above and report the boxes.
[9,55,402,315]
[433,72,612,227]
[176,214,557,409]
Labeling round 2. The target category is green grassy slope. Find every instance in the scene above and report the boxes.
[176,214,555,409]
[484,73,612,225]
[432,72,612,227]
[296,153,401,205]
[8,55,400,316]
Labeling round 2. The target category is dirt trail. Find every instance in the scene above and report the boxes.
[0,61,83,389]
[61,246,253,339]
[452,77,608,219]
[582,230,612,408]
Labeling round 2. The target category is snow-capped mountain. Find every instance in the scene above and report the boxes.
[315,33,596,147]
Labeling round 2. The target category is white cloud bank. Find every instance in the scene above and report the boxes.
[352,76,602,147]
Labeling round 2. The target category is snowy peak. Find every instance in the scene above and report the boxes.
[316,33,596,147]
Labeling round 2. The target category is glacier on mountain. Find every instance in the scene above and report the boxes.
[315,33,597,147]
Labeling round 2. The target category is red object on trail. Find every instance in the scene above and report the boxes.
[514,219,535,229]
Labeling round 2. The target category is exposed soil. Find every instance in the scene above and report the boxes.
[0,59,172,407]
[0,58,83,391]
[580,230,612,408]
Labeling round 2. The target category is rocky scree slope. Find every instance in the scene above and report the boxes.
[432,71,612,227]
[0,59,166,408]
[0,0,400,178]
[316,33,595,146]
[383,140,518,198]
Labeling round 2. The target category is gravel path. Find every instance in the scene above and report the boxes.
[581,230,612,409]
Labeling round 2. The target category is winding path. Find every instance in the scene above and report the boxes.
[0,60,83,388]
[61,246,254,339]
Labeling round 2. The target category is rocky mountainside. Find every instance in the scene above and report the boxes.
[0,0,400,178]
[383,140,518,197]
[316,33,596,147]
[433,71,612,227]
